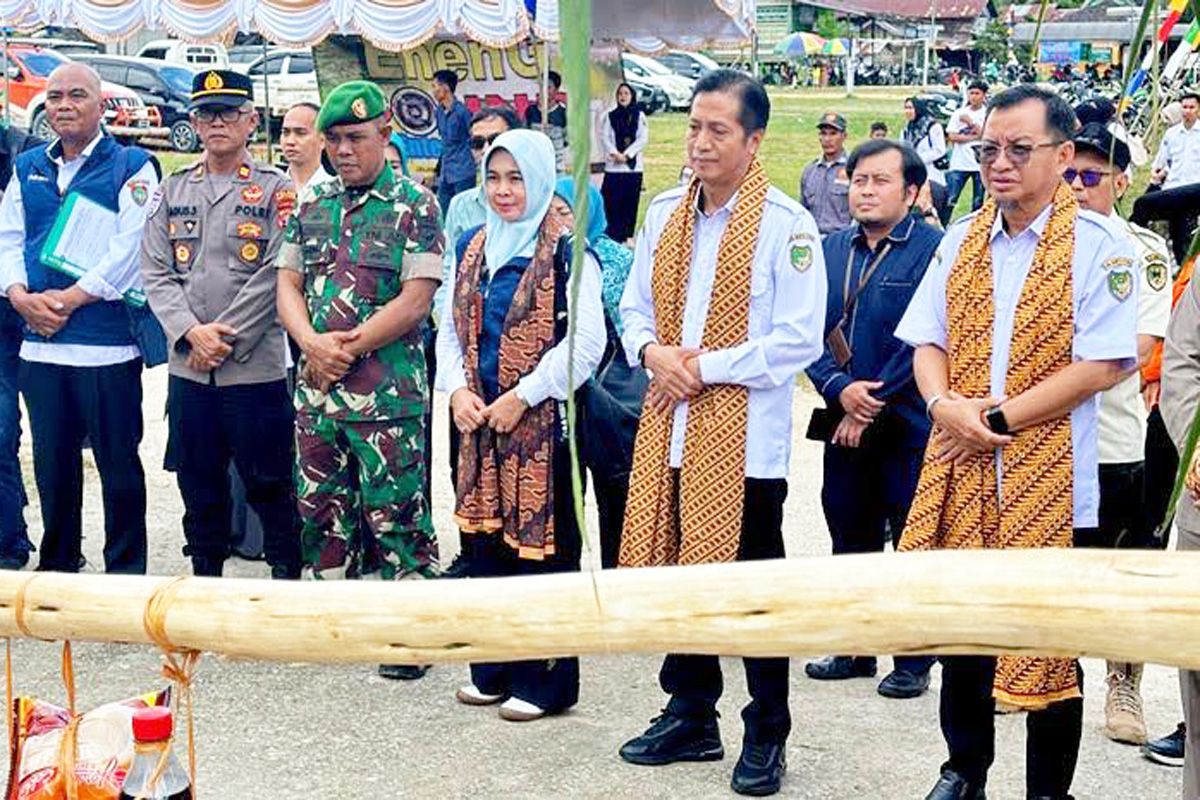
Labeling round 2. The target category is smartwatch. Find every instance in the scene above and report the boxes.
[985,406,1010,435]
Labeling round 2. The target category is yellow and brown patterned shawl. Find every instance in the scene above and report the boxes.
[452,214,569,560]
[900,182,1080,709]
[619,158,769,568]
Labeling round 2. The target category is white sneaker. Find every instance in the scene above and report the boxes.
[455,684,504,706]
[498,697,546,722]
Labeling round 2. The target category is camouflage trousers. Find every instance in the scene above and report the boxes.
[294,409,437,580]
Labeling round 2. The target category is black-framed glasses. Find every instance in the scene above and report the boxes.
[470,133,501,150]
[1063,167,1112,188]
[192,107,250,124]
[975,140,1064,167]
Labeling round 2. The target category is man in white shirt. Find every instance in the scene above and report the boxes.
[0,64,159,574]
[1069,122,1172,747]
[281,102,332,204]
[945,81,988,217]
[616,70,826,798]
[1132,90,1200,264]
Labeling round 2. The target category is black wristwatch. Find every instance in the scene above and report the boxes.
[985,406,1010,435]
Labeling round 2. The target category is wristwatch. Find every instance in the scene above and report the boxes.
[984,406,1010,435]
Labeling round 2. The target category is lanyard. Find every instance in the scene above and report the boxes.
[839,240,893,326]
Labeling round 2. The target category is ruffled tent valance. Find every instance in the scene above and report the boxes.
[0,0,754,51]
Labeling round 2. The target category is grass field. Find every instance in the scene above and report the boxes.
[154,86,1152,229]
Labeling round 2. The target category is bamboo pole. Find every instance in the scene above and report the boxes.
[2,550,1199,667]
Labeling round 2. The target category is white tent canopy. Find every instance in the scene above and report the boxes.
[0,0,754,51]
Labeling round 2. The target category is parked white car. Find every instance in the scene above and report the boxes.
[136,40,229,69]
[621,53,693,110]
[242,49,319,119]
[655,50,720,80]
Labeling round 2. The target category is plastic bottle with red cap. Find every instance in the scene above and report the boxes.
[119,706,192,800]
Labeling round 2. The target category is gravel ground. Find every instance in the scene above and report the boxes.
[2,369,1186,798]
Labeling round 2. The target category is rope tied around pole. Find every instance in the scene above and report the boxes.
[142,575,200,797]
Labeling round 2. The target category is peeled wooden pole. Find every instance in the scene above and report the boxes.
[1,550,1199,667]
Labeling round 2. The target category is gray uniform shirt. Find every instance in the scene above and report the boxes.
[140,157,292,386]
[800,152,851,236]
[1162,273,1200,533]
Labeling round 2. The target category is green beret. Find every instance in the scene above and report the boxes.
[317,81,388,132]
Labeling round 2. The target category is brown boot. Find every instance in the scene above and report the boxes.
[1105,661,1147,744]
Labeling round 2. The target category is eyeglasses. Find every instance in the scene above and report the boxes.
[1063,167,1112,188]
[470,133,502,151]
[192,107,250,124]
[974,140,1064,167]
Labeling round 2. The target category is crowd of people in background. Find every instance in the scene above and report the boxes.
[1,56,1200,799]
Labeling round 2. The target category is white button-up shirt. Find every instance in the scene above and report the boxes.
[620,184,827,480]
[0,132,158,366]
[1153,120,1200,190]
[896,203,1138,528]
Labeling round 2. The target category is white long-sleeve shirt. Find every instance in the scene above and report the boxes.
[1153,120,1200,190]
[620,185,827,480]
[0,132,158,366]
[435,247,606,408]
[600,109,649,174]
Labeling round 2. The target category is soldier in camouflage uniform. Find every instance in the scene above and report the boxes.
[276,81,443,595]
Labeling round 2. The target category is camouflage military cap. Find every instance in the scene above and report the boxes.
[318,81,388,132]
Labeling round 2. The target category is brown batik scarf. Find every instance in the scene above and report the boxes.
[619,158,769,568]
[900,182,1081,709]
[452,213,569,561]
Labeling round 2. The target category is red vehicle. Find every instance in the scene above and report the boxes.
[0,45,167,142]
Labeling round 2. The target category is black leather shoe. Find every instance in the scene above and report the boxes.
[924,769,986,800]
[805,655,877,680]
[270,564,301,580]
[619,711,724,766]
[0,549,29,571]
[441,553,470,579]
[878,668,931,699]
[378,664,430,681]
[730,741,786,796]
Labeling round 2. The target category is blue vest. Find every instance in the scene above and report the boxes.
[15,136,149,347]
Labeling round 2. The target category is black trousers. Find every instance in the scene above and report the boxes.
[422,319,436,504]
[939,656,1083,798]
[660,477,791,744]
[166,376,299,574]
[938,527,1093,798]
[594,473,630,570]
[1131,183,1200,265]
[601,171,643,243]
[19,358,147,574]
[821,434,934,674]
[1085,461,1153,550]
[1143,407,1179,547]
[465,444,582,712]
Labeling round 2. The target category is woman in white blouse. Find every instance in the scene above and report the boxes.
[599,82,648,244]
[902,96,948,223]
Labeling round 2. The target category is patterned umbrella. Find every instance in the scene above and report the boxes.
[821,38,850,56]
[773,31,826,57]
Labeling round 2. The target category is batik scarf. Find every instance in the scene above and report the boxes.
[900,181,1081,709]
[451,212,570,561]
[619,158,769,567]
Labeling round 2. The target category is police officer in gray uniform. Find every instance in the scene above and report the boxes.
[141,69,300,578]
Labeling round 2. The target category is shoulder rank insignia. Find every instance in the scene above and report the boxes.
[237,164,252,180]
[1108,269,1133,302]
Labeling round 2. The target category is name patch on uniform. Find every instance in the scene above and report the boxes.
[237,221,263,239]
[169,205,198,217]
[127,180,149,206]
[1108,269,1133,302]
[1102,256,1134,271]
[235,205,269,219]
[1146,254,1169,292]
[239,241,260,263]
[242,184,264,204]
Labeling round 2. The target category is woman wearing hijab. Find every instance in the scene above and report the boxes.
[549,178,646,569]
[599,82,648,243]
[902,96,949,223]
[435,130,606,722]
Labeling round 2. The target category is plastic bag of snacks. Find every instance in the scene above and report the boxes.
[7,688,171,800]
